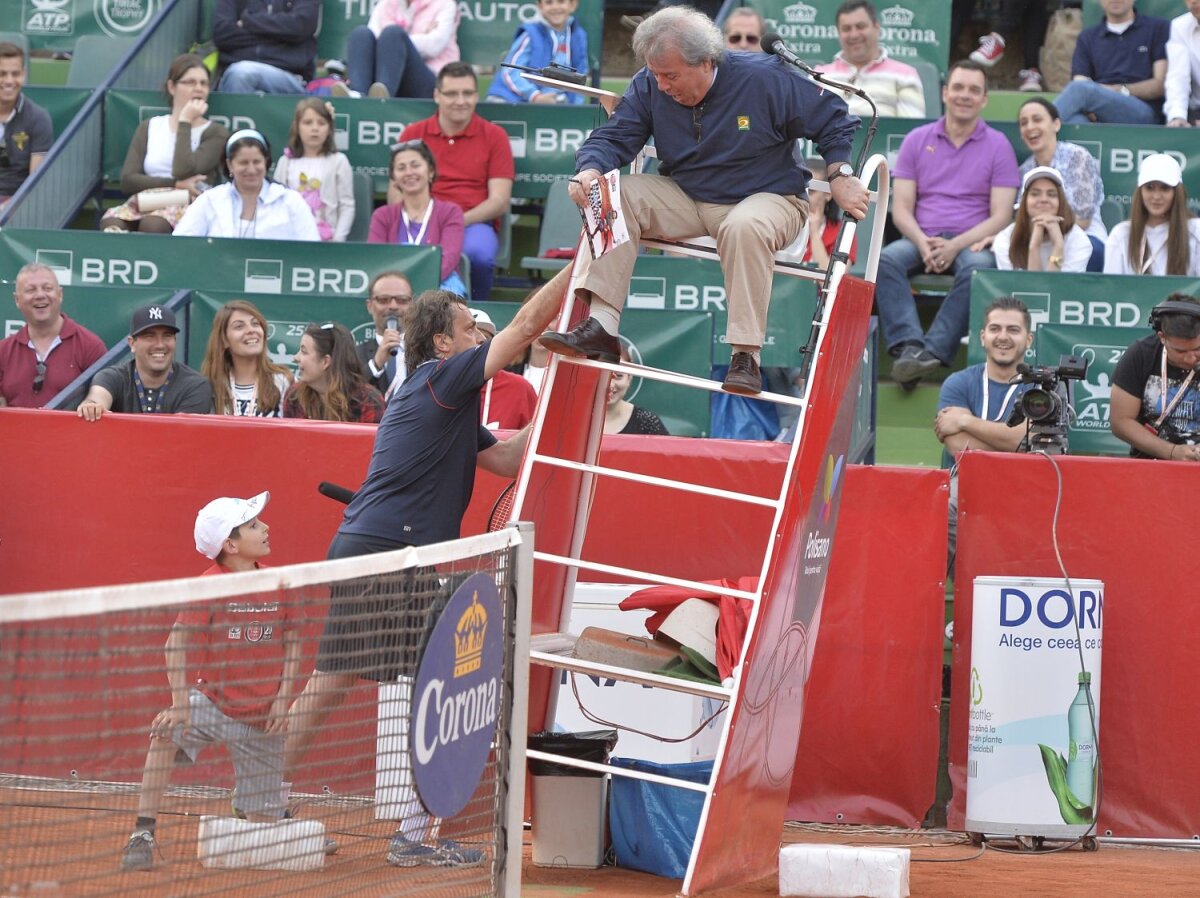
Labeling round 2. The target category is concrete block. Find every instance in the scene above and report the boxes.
[197,815,326,871]
[779,843,910,898]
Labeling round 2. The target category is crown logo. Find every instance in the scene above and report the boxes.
[880,5,915,26]
[783,2,817,24]
[454,593,488,677]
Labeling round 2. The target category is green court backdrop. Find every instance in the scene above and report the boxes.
[0,285,176,349]
[968,271,1200,456]
[103,89,607,198]
[0,229,442,296]
[2,0,161,53]
[742,0,950,73]
[24,87,90,136]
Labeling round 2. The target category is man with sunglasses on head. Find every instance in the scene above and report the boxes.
[0,42,52,206]
[722,7,764,51]
[815,0,925,118]
[0,263,104,408]
[356,271,414,396]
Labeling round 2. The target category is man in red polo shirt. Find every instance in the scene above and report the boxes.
[400,61,515,303]
[0,262,105,408]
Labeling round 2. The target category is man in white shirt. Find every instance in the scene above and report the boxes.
[1166,0,1200,126]
[816,0,926,119]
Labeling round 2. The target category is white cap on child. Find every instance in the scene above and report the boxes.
[194,491,270,559]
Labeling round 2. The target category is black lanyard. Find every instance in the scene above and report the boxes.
[133,366,174,414]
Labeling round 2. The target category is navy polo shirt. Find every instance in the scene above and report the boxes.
[1071,13,1169,87]
[0,94,53,197]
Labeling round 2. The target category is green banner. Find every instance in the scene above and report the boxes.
[316,0,604,82]
[1083,0,1177,27]
[23,87,91,136]
[104,89,605,198]
[1,284,176,350]
[1034,323,1131,457]
[743,0,950,74]
[1,0,160,53]
[0,228,441,296]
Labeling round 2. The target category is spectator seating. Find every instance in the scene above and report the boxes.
[67,36,136,89]
[520,178,576,274]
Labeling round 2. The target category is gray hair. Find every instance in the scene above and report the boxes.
[633,7,725,68]
[15,262,59,286]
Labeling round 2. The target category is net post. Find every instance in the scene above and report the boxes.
[503,520,534,898]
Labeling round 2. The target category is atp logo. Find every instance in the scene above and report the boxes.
[820,453,844,525]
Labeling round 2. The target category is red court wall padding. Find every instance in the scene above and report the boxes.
[950,452,1200,839]
[0,409,944,826]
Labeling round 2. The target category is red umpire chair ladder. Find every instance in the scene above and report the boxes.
[503,153,889,894]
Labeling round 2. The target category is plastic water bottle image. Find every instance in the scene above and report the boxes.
[1066,672,1096,806]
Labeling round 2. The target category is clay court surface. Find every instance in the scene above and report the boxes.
[5,790,1199,898]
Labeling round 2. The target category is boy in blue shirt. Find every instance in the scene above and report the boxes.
[487,0,588,104]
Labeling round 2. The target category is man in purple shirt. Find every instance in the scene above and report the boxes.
[0,263,105,408]
[874,60,1020,390]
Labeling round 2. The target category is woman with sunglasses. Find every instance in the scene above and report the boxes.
[174,130,320,242]
[369,140,467,295]
[284,323,385,423]
[101,54,228,233]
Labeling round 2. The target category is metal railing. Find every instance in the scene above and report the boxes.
[0,0,200,231]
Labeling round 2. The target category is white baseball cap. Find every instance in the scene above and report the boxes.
[194,491,270,559]
[1138,153,1183,188]
[1015,165,1067,210]
[471,308,497,336]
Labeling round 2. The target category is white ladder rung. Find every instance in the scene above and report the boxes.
[559,356,809,407]
[530,453,779,508]
[526,749,711,792]
[529,649,733,700]
[532,551,759,602]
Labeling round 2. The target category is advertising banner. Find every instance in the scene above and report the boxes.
[0,228,442,296]
[2,0,160,53]
[1034,323,1130,457]
[2,285,175,351]
[745,0,951,73]
[317,0,604,81]
[24,87,91,137]
[103,89,604,199]
[966,576,1103,838]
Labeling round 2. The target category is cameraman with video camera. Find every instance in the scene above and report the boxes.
[1111,293,1200,460]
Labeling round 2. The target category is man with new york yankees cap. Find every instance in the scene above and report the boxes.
[77,304,213,421]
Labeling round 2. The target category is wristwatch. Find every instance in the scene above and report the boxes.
[827,163,854,183]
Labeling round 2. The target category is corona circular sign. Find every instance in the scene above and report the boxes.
[94,0,160,37]
[411,573,503,818]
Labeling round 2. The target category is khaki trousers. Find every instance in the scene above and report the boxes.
[574,174,808,347]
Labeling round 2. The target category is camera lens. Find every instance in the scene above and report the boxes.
[1020,387,1059,423]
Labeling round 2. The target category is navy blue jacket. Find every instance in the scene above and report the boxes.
[576,52,859,205]
[213,0,320,82]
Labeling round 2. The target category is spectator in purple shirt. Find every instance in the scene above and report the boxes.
[873,60,1019,390]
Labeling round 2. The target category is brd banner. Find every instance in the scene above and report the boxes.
[966,576,1103,839]
[4,0,160,52]
[745,0,950,73]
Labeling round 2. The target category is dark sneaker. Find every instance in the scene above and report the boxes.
[120,830,156,871]
[722,352,762,395]
[892,345,940,385]
[538,316,621,363]
[430,839,486,868]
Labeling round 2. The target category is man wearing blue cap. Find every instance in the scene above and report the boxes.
[77,304,213,421]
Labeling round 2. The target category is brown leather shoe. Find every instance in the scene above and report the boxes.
[538,317,621,363]
[722,352,762,395]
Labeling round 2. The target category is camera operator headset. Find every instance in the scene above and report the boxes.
[1109,293,1200,460]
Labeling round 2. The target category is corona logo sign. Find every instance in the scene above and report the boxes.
[783,2,817,24]
[880,5,915,27]
[412,573,504,819]
[453,594,488,677]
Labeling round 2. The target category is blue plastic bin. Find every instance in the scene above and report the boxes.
[608,758,714,879]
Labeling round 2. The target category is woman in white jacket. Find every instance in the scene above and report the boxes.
[174,130,319,242]
[1105,153,1200,277]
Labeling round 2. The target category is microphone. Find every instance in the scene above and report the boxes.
[385,315,399,357]
[762,32,818,76]
[318,481,357,505]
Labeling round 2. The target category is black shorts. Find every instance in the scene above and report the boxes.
[317,531,443,682]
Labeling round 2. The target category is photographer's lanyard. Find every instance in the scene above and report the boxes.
[1154,351,1196,427]
[982,370,1019,422]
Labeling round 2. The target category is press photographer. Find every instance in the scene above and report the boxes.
[1111,293,1200,460]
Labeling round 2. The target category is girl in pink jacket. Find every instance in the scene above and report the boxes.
[346,0,459,99]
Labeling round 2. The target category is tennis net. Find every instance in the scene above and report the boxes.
[0,526,531,898]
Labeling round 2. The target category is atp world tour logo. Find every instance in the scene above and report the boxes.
[25,0,73,36]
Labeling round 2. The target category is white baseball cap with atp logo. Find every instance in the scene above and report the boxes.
[194,491,270,559]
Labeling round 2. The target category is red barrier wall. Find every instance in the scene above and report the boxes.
[949,452,1200,838]
[0,409,944,826]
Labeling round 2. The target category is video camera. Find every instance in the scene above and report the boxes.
[1006,355,1089,455]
